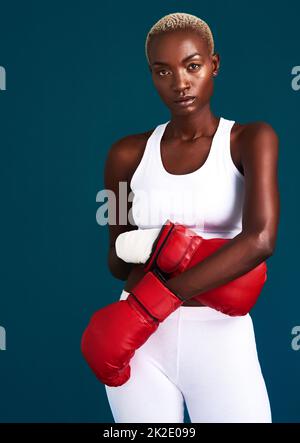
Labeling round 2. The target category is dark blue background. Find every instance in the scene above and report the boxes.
[0,0,299,422]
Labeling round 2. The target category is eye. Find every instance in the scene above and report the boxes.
[157,69,170,77]
[188,63,201,70]
[156,63,201,77]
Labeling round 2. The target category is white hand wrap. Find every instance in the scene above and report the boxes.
[115,228,161,264]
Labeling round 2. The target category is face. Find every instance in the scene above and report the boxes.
[148,30,220,115]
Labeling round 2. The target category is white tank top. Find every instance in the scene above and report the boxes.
[130,116,245,239]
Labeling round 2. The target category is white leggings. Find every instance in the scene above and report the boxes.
[105,290,272,423]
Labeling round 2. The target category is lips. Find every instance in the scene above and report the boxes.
[173,97,196,107]
[174,96,195,103]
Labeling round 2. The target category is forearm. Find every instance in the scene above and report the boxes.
[165,232,273,301]
[108,246,135,281]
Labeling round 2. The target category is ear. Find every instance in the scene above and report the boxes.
[212,53,220,75]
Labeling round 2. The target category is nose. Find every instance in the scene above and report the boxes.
[171,70,191,93]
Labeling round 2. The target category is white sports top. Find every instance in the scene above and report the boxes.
[130,116,245,239]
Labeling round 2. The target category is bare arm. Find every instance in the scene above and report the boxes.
[165,122,280,300]
[104,137,139,280]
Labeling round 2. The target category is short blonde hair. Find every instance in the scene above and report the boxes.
[145,12,215,65]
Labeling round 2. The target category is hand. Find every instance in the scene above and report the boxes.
[119,220,268,316]
[115,228,161,264]
[81,221,197,386]
[81,269,184,387]
[145,226,268,316]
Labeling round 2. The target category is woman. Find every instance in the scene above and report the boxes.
[103,12,279,423]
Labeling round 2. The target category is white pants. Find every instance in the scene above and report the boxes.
[105,290,272,423]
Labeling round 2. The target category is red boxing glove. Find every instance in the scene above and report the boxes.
[179,237,267,316]
[144,220,202,275]
[81,296,158,387]
[81,223,195,387]
[81,221,267,387]
[145,220,268,316]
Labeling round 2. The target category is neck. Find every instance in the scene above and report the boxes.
[168,104,219,141]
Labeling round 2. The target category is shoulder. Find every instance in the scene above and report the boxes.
[104,127,155,184]
[233,120,279,147]
[232,120,279,163]
[108,128,154,158]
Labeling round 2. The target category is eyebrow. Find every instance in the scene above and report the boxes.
[152,52,203,66]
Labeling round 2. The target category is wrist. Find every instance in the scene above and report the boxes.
[164,274,191,301]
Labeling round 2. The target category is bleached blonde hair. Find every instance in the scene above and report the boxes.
[145,12,215,65]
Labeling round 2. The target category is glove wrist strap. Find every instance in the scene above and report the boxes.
[130,271,184,322]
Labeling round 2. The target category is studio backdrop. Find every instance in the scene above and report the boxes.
[0,0,299,423]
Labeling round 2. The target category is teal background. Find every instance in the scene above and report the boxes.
[0,0,299,423]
